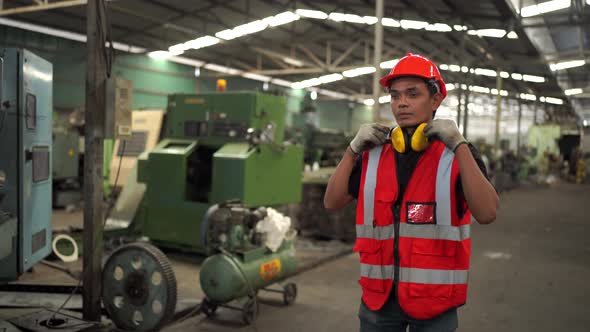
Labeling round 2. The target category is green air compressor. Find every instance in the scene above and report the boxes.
[197,203,298,325]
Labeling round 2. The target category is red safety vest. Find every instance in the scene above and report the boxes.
[354,141,471,320]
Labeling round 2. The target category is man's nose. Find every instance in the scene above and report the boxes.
[397,96,409,107]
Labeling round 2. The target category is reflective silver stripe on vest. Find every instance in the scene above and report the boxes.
[363,147,383,226]
[399,223,470,241]
[399,267,468,285]
[360,263,394,280]
[356,224,395,240]
[435,147,455,226]
[360,264,468,284]
[356,223,469,241]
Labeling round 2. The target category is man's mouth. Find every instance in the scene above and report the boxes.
[397,112,413,118]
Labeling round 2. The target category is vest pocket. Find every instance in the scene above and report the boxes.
[355,240,386,293]
[374,191,396,225]
[408,235,457,298]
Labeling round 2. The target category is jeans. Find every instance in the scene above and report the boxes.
[358,293,458,332]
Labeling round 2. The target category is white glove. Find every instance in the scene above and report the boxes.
[349,123,390,154]
[423,119,467,151]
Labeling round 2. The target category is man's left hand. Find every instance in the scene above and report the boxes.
[424,119,468,151]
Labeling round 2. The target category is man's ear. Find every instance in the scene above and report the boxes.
[431,93,444,111]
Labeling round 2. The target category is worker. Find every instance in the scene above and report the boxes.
[324,53,499,331]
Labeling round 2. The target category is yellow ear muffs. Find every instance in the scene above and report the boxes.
[391,126,406,153]
[410,123,429,152]
[391,123,429,153]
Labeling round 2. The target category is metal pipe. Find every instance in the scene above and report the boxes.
[372,0,384,122]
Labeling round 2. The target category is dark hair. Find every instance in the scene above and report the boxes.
[425,78,440,96]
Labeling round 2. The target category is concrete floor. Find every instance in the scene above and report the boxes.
[3,182,589,331]
[166,182,590,332]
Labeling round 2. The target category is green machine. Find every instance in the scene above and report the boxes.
[134,92,303,254]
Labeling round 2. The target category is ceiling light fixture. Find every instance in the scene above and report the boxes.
[520,0,571,18]
[549,59,585,71]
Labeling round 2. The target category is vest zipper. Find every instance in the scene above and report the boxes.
[393,202,401,296]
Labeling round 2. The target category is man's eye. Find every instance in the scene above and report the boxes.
[409,93,418,97]
[391,95,400,99]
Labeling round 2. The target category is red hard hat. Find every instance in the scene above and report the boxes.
[379,53,447,98]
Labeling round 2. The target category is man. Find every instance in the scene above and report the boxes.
[324,53,499,332]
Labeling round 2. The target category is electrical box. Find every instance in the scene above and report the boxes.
[105,77,133,139]
[0,48,53,282]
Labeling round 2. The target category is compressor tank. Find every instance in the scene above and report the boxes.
[200,240,297,303]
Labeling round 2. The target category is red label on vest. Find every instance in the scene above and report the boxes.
[407,202,435,224]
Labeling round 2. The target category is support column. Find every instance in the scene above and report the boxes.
[371,0,384,122]
[83,0,107,321]
[494,75,503,150]
[456,85,463,125]
[462,89,470,138]
[517,101,523,157]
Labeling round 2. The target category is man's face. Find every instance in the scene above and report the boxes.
[388,77,443,128]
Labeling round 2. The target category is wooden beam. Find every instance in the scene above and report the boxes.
[83,0,105,321]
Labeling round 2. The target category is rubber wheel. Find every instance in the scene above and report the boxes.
[201,298,218,317]
[242,297,258,325]
[283,283,297,305]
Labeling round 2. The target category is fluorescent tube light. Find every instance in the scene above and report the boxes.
[382,18,401,27]
[474,68,497,77]
[342,66,376,77]
[467,29,507,38]
[380,59,399,69]
[565,88,583,96]
[520,0,570,18]
[543,97,563,104]
[148,51,172,60]
[204,63,242,75]
[522,74,545,83]
[242,72,271,82]
[519,93,537,101]
[401,19,429,30]
[507,31,518,39]
[262,11,300,27]
[295,9,328,19]
[425,23,452,32]
[550,59,585,71]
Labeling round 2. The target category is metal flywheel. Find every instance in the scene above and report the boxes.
[102,242,177,331]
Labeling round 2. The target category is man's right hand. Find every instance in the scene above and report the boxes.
[349,123,390,154]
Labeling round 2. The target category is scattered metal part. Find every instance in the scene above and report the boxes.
[9,309,95,332]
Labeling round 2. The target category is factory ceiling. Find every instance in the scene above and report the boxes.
[0,0,588,122]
